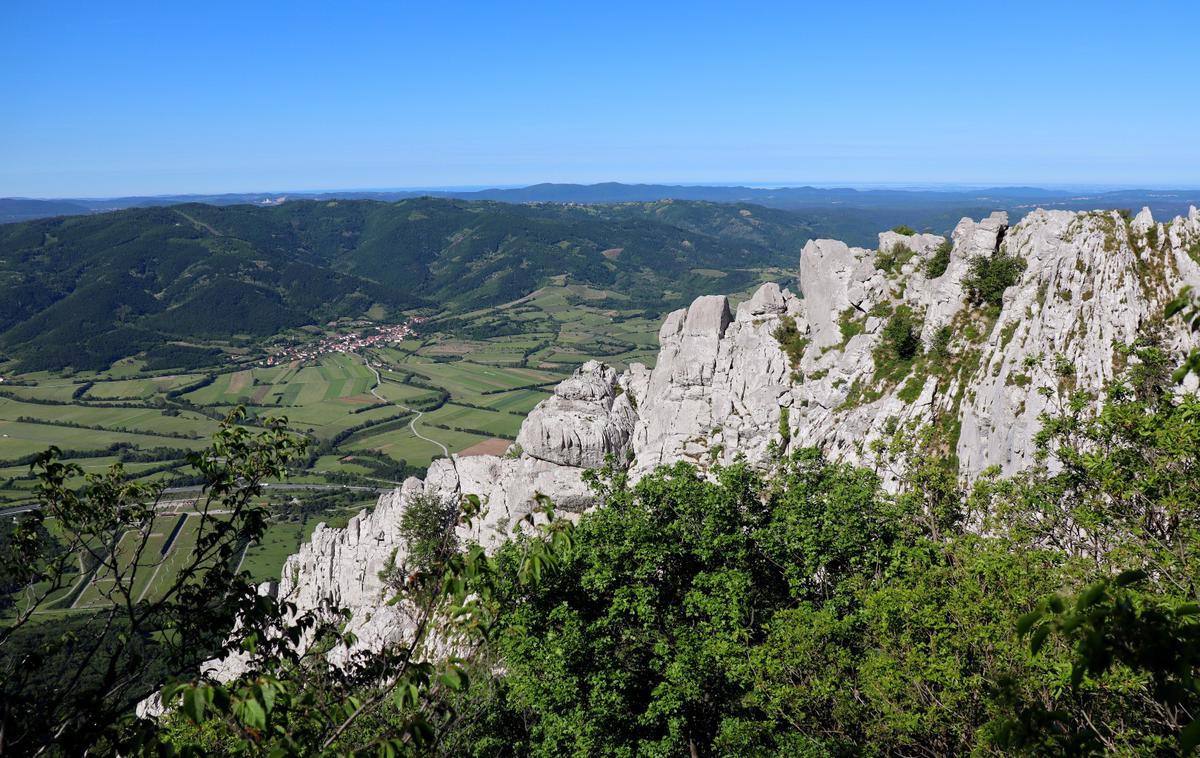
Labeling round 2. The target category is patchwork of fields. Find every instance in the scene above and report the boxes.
[0,275,795,505]
[0,276,780,615]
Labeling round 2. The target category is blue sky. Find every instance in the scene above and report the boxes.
[2,0,1198,197]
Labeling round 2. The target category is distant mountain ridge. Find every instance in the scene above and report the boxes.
[4,183,1199,224]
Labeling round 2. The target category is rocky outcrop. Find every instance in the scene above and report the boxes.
[918,212,1006,342]
[224,206,1200,674]
[516,360,636,469]
[214,361,635,666]
[625,207,1199,480]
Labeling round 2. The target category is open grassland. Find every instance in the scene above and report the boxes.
[423,403,523,437]
[183,353,375,410]
[0,396,216,437]
[71,509,213,610]
[343,424,491,470]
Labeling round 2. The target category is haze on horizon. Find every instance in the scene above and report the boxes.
[2,0,1198,198]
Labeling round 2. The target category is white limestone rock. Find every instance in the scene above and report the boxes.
[211,207,1200,681]
[735,281,787,320]
[631,289,793,476]
[516,360,636,469]
[798,239,864,348]
[1132,206,1155,233]
[955,208,1195,476]
[877,229,945,257]
[918,212,1007,343]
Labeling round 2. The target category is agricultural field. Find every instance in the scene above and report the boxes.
[239,496,370,581]
[0,275,785,506]
[2,491,375,621]
[0,273,785,623]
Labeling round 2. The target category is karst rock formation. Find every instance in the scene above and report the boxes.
[214,206,1200,670]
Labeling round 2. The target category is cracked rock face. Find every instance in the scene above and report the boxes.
[227,206,1200,674]
[516,360,636,469]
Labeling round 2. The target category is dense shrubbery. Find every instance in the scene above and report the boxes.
[964,249,1027,307]
[441,342,1200,757]
[874,241,916,274]
[142,344,226,371]
[925,238,952,278]
[880,304,923,362]
[396,493,460,576]
[5,333,1200,755]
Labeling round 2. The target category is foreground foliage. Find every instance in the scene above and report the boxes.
[440,341,1200,756]
[3,327,1200,754]
[0,409,307,753]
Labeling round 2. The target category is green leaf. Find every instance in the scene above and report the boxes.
[181,687,206,723]
[439,667,465,691]
[1114,569,1147,587]
[1076,582,1106,609]
[1016,610,1043,637]
[1181,716,1200,754]
[393,682,420,710]
[241,697,267,732]
[412,718,435,744]
[1030,626,1051,655]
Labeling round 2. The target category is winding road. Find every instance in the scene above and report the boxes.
[364,362,449,458]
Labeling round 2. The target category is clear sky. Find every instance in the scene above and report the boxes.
[2,0,1198,197]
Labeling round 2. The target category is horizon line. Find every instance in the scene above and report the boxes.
[9,180,1200,202]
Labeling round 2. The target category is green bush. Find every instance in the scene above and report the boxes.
[963,251,1026,308]
[772,315,809,375]
[891,224,917,236]
[838,308,865,344]
[875,243,916,274]
[398,492,460,575]
[925,239,952,278]
[881,305,923,362]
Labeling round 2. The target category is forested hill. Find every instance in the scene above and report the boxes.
[0,198,829,372]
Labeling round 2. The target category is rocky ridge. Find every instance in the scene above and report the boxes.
[217,206,1200,670]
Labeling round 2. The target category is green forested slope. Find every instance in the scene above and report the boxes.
[0,198,823,371]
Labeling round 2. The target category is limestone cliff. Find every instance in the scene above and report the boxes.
[234,206,1200,667]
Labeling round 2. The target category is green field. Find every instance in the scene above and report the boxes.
[344,425,491,470]
[423,403,523,437]
[4,492,375,619]
[0,276,794,505]
[72,508,208,610]
[0,418,209,461]
[0,396,216,437]
[239,503,367,581]
[83,374,206,400]
[0,274,787,624]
